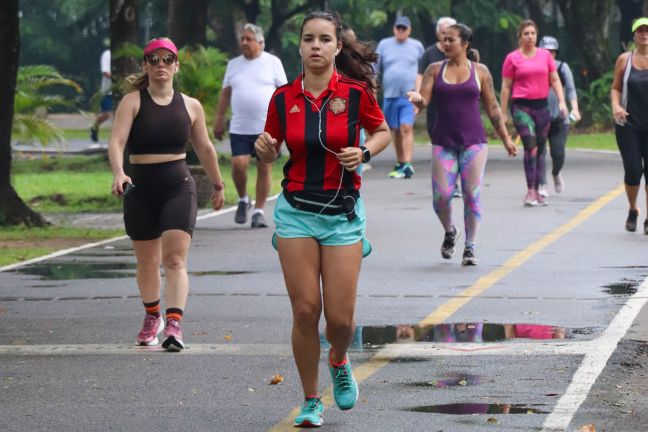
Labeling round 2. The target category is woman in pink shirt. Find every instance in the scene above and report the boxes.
[501,19,567,206]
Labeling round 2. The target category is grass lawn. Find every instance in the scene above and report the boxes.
[0,226,124,267]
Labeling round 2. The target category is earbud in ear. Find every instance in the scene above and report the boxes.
[299,48,302,56]
[335,49,340,56]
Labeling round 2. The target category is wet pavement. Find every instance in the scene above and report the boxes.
[2,139,648,431]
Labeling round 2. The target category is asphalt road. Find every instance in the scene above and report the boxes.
[1,144,647,431]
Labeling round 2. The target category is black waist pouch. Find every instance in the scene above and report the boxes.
[284,190,359,221]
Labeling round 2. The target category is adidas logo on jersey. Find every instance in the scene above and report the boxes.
[289,104,301,113]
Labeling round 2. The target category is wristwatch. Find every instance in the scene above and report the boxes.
[360,146,371,163]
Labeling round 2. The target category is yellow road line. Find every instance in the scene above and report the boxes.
[269,184,624,431]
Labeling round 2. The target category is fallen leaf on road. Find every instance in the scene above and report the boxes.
[269,374,284,385]
[579,424,596,432]
[487,417,498,424]
[224,335,233,341]
[458,378,467,386]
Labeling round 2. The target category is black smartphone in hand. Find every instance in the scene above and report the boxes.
[121,182,135,197]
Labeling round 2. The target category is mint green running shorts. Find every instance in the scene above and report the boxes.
[272,192,372,257]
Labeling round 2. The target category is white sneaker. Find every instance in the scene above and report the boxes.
[538,184,549,197]
[553,174,564,193]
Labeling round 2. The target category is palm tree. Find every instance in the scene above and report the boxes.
[12,65,82,147]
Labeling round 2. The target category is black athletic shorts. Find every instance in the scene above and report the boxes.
[123,159,197,240]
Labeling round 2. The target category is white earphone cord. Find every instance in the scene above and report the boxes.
[302,73,354,218]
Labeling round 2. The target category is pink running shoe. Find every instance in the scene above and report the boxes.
[162,318,185,352]
[136,314,164,346]
[536,193,548,206]
[523,190,538,207]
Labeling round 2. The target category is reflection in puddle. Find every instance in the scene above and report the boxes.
[12,261,251,281]
[319,322,583,351]
[406,403,548,414]
[603,279,640,296]
[12,262,135,280]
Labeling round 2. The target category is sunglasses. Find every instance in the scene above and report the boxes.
[396,25,408,31]
[144,53,177,66]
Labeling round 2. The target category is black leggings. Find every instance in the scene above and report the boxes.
[615,124,648,186]
[540,120,568,184]
[123,159,197,240]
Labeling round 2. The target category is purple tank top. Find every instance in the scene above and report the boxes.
[431,61,487,148]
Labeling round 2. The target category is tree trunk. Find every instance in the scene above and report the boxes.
[557,0,614,82]
[240,0,261,24]
[0,0,49,227]
[265,0,319,53]
[169,0,208,49]
[110,0,139,101]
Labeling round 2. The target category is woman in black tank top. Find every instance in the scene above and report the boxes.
[611,18,648,234]
[108,38,226,351]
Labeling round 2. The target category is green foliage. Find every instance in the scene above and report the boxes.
[577,71,614,129]
[175,46,229,119]
[13,65,82,148]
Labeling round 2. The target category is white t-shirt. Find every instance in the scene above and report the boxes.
[100,49,111,93]
[223,51,287,134]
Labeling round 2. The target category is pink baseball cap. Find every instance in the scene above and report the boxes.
[143,38,178,56]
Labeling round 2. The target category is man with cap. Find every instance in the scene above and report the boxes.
[537,35,580,196]
[376,16,425,178]
[214,23,287,228]
[90,38,112,143]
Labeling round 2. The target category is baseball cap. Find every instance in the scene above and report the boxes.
[632,17,648,33]
[539,36,559,51]
[394,16,411,28]
[144,38,178,56]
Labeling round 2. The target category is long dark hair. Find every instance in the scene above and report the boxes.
[448,23,480,62]
[300,11,379,92]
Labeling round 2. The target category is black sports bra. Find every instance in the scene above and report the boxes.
[127,90,191,155]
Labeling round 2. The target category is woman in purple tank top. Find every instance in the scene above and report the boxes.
[408,24,516,266]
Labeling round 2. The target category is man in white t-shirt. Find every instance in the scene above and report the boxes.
[91,38,112,143]
[214,24,287,228]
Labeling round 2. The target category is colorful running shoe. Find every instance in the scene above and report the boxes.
[523,190,538,207]
[328,353,359,410]
[402,162,415,179]
[388,163,405,178]
[462,246,477,266]
[136,314,164,346]
[161,318,185,352]
[293,397,324,428]
[440,226,459,259]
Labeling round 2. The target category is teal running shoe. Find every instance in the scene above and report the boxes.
[402,162,415,179]
[328,355,359,410]
[293,397,324,428]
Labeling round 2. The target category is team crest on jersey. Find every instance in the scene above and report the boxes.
[329,97,347,115]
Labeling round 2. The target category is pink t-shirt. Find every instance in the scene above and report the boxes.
[502,48,556,100]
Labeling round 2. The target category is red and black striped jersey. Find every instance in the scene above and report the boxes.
[264,70,384,194]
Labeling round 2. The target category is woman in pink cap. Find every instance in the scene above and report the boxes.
[108,37,226,351]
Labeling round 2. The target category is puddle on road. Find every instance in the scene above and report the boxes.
[406,403,549,415]
[9,261,251,282]
[603,279,641,296]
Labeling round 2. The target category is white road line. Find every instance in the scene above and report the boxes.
[542,276,648,431]
[0,340,591,357]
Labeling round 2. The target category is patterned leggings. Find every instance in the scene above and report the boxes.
[431,144,488,246]
[511,100,551,190]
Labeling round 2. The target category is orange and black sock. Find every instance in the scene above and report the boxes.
[166,308,184,322]
[143,299,161,318]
